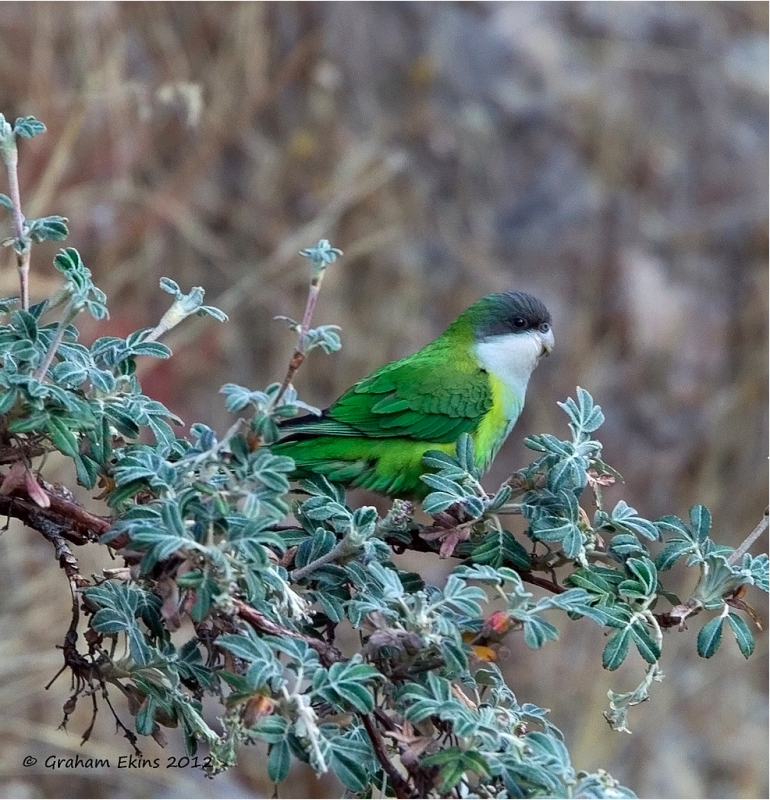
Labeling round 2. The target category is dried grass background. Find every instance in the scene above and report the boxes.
[0,2,766,798]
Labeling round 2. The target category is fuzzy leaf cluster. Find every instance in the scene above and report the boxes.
[0,250,187,488]
[1,135,764,800]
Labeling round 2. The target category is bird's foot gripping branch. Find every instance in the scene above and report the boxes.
[1,113,767,799]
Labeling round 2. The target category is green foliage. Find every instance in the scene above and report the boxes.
[300,238,343,271]
[158,277,228,323]
[13,115,47,138]
[1,112,766,798]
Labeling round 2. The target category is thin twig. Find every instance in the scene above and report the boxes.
[5,146,25,245]
[3,142,30,310]
[272,350,305,410]
[290,535,360,582]
[495,504,523,515]
[270,268,326,411]
[518,570,566,594]
[99,681,143,755]
[33,300,78,380]
[728,508,769,566]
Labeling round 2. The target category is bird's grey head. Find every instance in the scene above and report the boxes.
[475,291,554,356]
[470,291,554,404]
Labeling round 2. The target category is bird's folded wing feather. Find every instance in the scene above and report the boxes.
[280,348,492,443]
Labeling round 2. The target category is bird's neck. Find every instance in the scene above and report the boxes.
[473,333,540,419]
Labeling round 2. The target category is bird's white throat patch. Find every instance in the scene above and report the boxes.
[474,331,544,416]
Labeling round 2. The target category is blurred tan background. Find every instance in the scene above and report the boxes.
[0,2,766,798]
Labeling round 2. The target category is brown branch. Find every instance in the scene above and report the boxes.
[0,484,110,545]
[272,350,307,411]
[0,459,112,546]
[0,441,45,464]
[384,519,723,631]
[361,713,416,799]
[44,490,111,537]
[0,494,88,544]
[517,570,566,594]
[233,599,343,667]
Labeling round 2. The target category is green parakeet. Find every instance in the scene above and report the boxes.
[272,291,553,498]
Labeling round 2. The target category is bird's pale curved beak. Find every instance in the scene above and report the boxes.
[539,328,555,358]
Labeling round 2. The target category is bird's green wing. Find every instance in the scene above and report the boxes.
[321,346,492,442]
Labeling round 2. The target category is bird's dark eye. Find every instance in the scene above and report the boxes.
[539,322,550,334]
[513,316,528,329]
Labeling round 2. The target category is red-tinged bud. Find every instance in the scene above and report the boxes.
[486,610,513,635]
